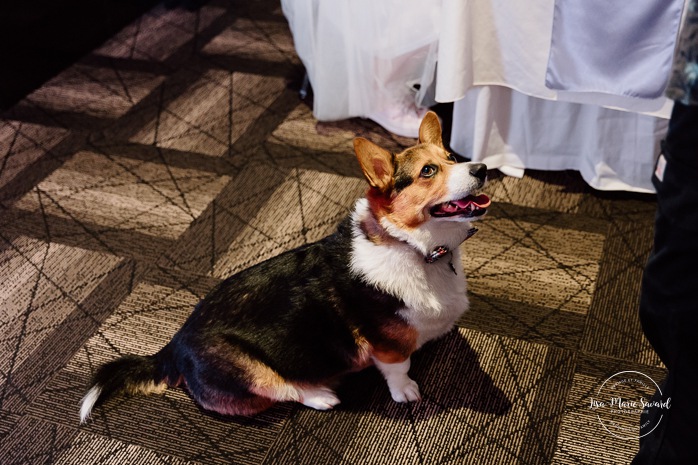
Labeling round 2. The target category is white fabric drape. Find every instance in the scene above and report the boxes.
[546,0,683,99]
[281,0,685,192]
[451,87,668,193]
[430,0,685,192]
[281,0,440,122]
[432,0,678,117]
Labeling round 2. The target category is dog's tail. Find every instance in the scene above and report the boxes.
[79,352,172,424]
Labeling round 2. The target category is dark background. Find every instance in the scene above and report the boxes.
[0,0,160,111]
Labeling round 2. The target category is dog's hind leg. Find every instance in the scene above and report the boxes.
[228,352,340,410]
[189,347,342,413]
[245,370,341,411]
[295,386,341,410]
[199,382,340,413]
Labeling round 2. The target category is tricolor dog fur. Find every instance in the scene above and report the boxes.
[79,111,490,423]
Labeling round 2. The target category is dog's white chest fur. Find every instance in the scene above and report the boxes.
[397,251,468,347]
[350,200,469,347]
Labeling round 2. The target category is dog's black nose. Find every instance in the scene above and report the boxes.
[469,163,488,182]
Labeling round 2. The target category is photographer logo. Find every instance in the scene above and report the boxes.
[589,371,671,440]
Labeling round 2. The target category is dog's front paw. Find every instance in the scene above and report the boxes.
[299,386,341,411]
[388,378,421,403]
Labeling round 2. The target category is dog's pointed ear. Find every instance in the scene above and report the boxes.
[418,111,443,147]
[354,137,394,191]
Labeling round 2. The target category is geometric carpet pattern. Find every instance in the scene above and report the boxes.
[0,1,663,463]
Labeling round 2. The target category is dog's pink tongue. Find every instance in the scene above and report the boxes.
[454,194,491,209]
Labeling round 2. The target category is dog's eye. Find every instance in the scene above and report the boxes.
[420,165,437,178]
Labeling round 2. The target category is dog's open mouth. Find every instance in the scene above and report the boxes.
[430,194,491,218]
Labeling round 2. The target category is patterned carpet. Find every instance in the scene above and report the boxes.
[0,1,665,464]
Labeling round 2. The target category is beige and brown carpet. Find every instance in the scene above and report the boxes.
[0,1,664,464]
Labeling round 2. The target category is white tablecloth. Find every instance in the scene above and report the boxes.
[282,0,685,192]
[281,0,439,121]
[430,0,685,192]
[451,87,667,192]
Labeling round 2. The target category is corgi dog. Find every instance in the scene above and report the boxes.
[79,111,490,422]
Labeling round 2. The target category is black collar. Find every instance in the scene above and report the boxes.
[359,214,478,275]
[424,227,478,275]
